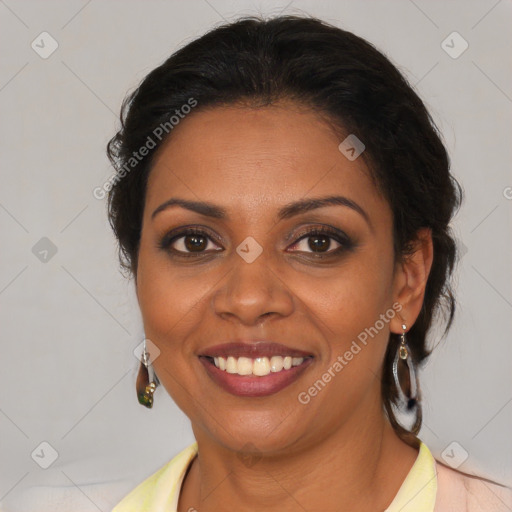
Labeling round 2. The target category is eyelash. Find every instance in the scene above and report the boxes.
[157,225,354,259]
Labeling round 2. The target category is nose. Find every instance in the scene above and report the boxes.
[211,247,294,326]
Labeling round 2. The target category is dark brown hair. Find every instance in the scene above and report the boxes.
[106,15,462,447]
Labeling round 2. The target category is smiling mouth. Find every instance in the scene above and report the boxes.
[202,355,313,377]
[198,354,314,397]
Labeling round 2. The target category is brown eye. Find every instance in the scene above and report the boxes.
[159,228,222,256]
[295,233,340,253]
[288,227,352,256]
[180,233,208,252]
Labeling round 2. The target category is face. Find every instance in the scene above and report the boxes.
[136,101,405,455]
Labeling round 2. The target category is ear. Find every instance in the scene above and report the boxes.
[390,228,434,334]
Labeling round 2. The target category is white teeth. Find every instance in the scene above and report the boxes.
[226,356,238,373]
[253,357,270,376]
[270,356,284,372]
[211,355,306,376]
[237,357,253,375]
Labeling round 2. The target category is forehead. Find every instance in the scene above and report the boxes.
[145,103,387,223]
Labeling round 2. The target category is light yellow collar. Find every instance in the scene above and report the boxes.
[384,441,437,511]
[113,441,437,511]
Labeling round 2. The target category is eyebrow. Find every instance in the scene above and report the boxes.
[151,195,371,227]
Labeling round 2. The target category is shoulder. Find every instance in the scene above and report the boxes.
[434,459,512,512]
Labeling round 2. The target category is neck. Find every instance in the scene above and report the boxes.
[179,398,419,512]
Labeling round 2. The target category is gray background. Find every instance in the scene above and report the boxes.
[0,0,511,510]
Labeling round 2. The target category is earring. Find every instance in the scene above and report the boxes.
[392,324,418,411]
[136,339,160,408]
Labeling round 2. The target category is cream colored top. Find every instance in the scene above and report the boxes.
[112,441,512,511]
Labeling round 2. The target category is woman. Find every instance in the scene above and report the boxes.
[107,15,512,512]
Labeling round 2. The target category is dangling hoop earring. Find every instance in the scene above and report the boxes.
[136,338,160,408]
[392,323,418,411]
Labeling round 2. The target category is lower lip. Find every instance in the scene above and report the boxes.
[199,356,314,397]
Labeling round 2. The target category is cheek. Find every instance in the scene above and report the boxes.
[135,243,208,415]
[135,240,204,351]
[294,250,396,422]
[307,240,396,375]
[315,245,394,330]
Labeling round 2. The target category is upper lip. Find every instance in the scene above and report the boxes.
[199,341,314,359]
